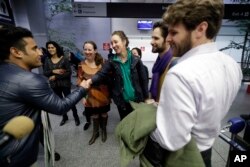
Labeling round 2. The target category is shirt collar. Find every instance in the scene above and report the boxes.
[178,42,218,63]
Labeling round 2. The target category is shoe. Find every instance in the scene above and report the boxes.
[54,152,61,161]
[59,119,68,126]
[75,119,80,126]
[83,122,90,131]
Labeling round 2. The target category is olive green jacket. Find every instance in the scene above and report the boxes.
[115,102,205,167]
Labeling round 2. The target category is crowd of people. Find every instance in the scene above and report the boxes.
[0,0,243,166]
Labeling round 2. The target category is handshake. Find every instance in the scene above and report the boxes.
[79,79,92,89]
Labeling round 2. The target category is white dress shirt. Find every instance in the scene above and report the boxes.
[150,42,242,152]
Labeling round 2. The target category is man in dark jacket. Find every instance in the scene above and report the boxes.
[0,25,88,167]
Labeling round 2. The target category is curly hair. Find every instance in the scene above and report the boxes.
[163,0,224,39]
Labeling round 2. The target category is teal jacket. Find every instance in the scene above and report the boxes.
[115,102,205,167]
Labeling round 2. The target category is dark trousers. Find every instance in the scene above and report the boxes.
[200,148,212,167]
[143,137,166,167]
[84,108,91,123]
[53,87,78,120]
[117,102,133,120]
[143,137,212,167]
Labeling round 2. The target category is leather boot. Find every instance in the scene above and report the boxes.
[100,116,108,142]
[89,118,99,145]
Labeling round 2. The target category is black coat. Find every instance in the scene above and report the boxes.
[92,54,149,108]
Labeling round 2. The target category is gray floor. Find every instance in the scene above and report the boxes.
[37,83,250,167]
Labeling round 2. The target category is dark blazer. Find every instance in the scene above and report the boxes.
[0,62,86,167]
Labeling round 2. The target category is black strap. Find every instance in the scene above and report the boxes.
[143,137,166,167]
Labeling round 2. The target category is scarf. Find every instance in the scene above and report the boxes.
[150,49,173,100]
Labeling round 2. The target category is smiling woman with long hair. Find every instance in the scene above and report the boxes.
[43,41,80,126]
[77,41,111,145]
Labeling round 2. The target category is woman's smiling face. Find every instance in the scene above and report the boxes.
[111,34,126,55]
[83,43,96,61]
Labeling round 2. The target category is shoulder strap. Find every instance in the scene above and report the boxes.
[157,57,178,101]
[160,57,179,80]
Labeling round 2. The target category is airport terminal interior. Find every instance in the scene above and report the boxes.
[1,0,250,167]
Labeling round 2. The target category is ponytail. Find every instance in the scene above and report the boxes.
[95,52,103,66]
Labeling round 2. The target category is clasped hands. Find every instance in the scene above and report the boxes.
[53,69,65,75]
[49,69,66,81]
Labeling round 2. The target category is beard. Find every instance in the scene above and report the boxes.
[172,33,192,57]
[151,44,166,54]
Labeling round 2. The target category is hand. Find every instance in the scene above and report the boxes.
[82,98,87,106]
[145,99,158,107]
[79,80,90,89]
[153,102,159,107]
[145,98,155,104]
[86,79,92,86]
[49,75,56,81]
[53,69,65,75]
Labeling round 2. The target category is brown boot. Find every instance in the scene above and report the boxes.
[89,118,99,145]
[100,116,108,142]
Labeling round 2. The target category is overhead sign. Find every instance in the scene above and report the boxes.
[224,0,250,4]
[0,0,15,25]
[72,2,106,17]
[72,2,250,20]
[224,4,250,20]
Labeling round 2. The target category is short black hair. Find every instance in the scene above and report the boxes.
[153,21,169,39]
[131,47,142,59]
[0,24,33,61]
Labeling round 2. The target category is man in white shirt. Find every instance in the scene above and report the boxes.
[144,0,243,167]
